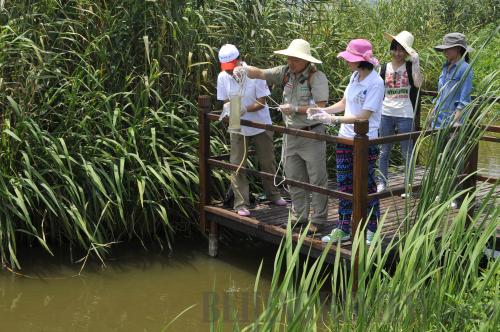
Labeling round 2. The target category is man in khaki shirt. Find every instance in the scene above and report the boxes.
[234,39,329,231]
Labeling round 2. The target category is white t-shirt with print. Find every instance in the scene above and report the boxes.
[339,70,385,139]
[381,62,414,118]
[217,69,272,137]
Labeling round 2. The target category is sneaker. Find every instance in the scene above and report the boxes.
[400,192,412,198]
[377,183,386,193]
[273,198,288,206]
[321,228,350,243]
[237,208,250,217]
[366,229,375,245]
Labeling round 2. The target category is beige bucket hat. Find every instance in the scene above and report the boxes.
[383,31,416,54]
[274,39,322,64]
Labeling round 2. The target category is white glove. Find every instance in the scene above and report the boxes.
[279,104,297,116]
[309,110,332,125]
[240,105,247,116]
[233,65,248,82]
[219,102,230,121]
[306,107,327,120]
[410,51,420,71]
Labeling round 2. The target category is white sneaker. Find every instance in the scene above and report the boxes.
[377,183,386,193]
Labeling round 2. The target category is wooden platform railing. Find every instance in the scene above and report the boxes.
[198,92,499,253]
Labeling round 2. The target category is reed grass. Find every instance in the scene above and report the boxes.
[0,0,497,270]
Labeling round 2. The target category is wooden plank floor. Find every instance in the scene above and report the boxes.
[205,166,499,262]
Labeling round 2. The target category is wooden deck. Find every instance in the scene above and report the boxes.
[205,166,499,262]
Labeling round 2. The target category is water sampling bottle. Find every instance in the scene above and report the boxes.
[228,94,241,133]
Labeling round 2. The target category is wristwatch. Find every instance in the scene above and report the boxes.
[334,116,340,125]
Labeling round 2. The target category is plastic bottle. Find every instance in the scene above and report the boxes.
[228,94,241,133]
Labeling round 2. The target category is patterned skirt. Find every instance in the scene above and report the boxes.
[336,143,380,233]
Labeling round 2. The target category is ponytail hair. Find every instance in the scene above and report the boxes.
[459,47,470,63]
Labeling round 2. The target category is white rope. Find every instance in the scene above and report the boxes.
[253,94,288,190]
[233,66,289,192]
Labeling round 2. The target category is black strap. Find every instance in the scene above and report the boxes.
[281,65,317,93]
[380,63,387,81]
[406,61,414,87]
[406,61,418,109]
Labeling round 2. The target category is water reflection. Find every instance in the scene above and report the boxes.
[0,238,276,331]
[478,141,500,177]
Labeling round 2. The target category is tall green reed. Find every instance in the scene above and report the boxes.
[0,0,497,268]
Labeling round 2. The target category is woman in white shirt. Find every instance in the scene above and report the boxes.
[217,44,286,216]
[377,31,423,193]
[307,39,385,244]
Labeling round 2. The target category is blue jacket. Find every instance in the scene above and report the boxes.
[433,60,473,128]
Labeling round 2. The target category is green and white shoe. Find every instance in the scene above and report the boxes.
[321,228,350,243]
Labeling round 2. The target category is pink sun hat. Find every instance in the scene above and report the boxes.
[337,39,379,66]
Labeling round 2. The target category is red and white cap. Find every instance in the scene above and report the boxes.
[218,44,240,70]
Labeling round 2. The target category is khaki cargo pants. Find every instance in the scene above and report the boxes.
[284,125,328,225]
[230,130,281,210]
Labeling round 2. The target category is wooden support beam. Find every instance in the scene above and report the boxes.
[198,95,212,235]
[208,158,354,200]
[207,113,354,145]
[464,143,479,224]
[352,120,369,295]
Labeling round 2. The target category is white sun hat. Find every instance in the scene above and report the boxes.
[383,31,416,54]
[274,39,322,64]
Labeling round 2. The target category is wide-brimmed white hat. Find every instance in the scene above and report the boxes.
[274,39,322,64]
[383,31,416,55]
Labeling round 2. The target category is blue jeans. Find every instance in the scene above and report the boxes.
[378,115,414,185]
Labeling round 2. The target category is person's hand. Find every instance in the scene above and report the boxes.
[219,102,230,121]
[279,104,297,116]
[306,107,326,120]
[410,51,420,69]
[233,64,248,82]
[309,110,332,125]
[240,105,247,116]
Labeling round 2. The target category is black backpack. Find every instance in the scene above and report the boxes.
[380,61,419,109]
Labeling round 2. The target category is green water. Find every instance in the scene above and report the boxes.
[478,141,500,177]
[0,239,275,331]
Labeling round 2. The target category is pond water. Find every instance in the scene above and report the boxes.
[478,140,500,178]
[0,238,276,331]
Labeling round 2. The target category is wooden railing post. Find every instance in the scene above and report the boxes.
[463,140,479,223]
[352,120,369,294]
[352,120,369,240]
[198,95,218,256]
